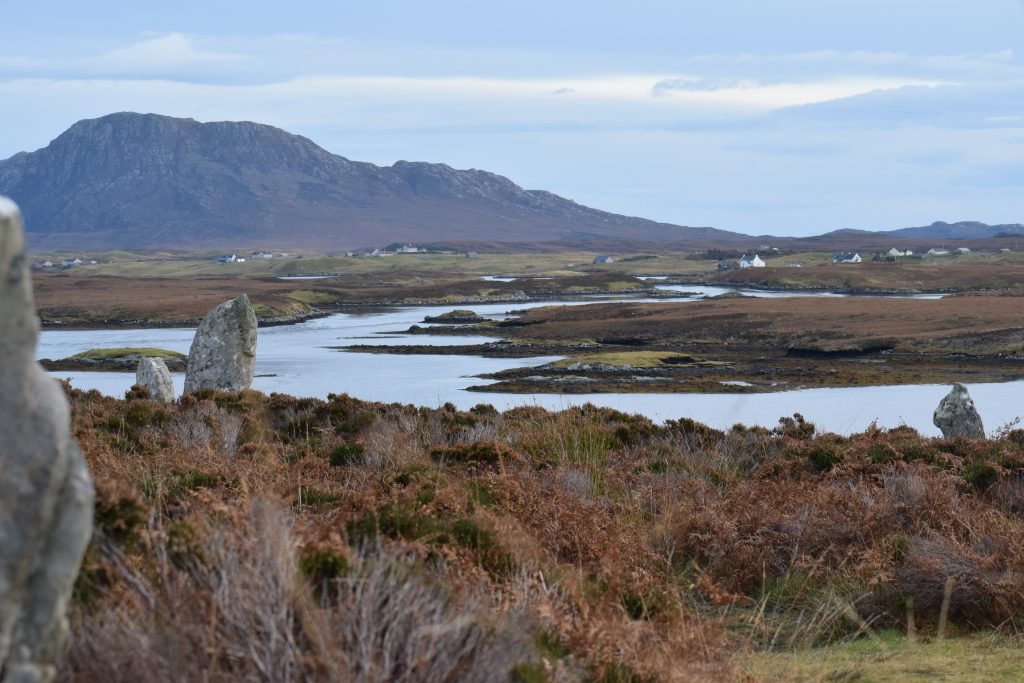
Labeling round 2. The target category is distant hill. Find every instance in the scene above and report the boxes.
[0,112,745,251]
[885,221,1024,239]
[821,221,1024,241]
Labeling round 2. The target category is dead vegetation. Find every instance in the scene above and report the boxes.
[60,385,1024,681]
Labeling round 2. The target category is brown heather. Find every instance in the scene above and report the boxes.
[58,384,1024,682]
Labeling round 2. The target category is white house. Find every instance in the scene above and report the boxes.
[593,255,615,264]
[251,251,273,259]
[396,244,421,254]
[957,247,971,253]
[39,260,54,268]
[61,258,83,267]
[887,248,912,257]
[927,248,950,256]
[832,252,862,263]
[739,254,765,268]
[216,254,237,263]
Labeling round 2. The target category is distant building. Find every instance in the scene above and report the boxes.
[738,254,765,268]
[957,247,971,253]
[1000,248,1011,253]
[465,251,478,259]
[887,248,911,257]
[396,244,420,254]
[593,255,615,264]
[927,248,949,256]
[832,252,862,264]
[39,260,54,268]
[216,254,237,263]
[716,259,738,271]
[251,251,273,259]
[61,258,83,267]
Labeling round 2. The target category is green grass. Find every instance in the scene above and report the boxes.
[68,347,186,362]
[740,631,1024,682]
[286,289,338,305]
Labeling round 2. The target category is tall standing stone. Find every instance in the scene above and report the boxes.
[135,356,175,403]
[933,383,986,439]
[183,295,258,394]
[0,197,95,683]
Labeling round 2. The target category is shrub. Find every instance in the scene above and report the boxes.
[963,460,1000,490]
[776,413,816,440]
[300,546,349,597]
[328,441,365,467]
[94,480,146,545]
[430,440,517,467]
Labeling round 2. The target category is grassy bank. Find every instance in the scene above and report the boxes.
[61,384,1024,681]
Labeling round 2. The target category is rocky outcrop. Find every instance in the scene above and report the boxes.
[136,357,175,403]
[0,198,94,683]
[933,383,985,439]
[183,295,258,394]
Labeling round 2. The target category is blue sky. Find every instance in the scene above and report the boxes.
[2,0,1022,235]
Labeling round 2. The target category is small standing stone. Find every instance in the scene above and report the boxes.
[183,295,258,394]
[0,197,95,683]
[135,356,175,403]
[933,383,985,439]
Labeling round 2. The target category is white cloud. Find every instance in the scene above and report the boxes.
[93,33,246,71]
[0,34,1020,235]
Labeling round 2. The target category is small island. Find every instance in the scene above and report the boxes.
[423,309,487,324]
[40,347,187,372]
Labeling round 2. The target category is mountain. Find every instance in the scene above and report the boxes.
[0,112,746,251]
[884,221,1024,239]
[820,221,1024,241]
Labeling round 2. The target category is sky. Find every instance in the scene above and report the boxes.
[1,1,1022,236]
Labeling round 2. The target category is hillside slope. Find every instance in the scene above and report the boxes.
[0,113,742,250]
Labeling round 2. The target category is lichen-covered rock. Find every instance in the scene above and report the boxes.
[136,356,175,403]
[183,295,257,394]
[933,383,986,439]
[0,197,95,683]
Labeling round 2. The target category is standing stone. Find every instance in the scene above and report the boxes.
[135,357,175,403]
[0,197,95,683]
[933,383,985,439]
[183,294,257,394]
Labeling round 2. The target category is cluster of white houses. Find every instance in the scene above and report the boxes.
[35,257,97,268]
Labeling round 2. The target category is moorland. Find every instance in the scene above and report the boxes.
[62,383,1024,682]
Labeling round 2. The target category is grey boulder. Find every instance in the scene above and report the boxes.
[183,295,257,394]
[933,383,985,439]
[135,356,175,403]
[0,197,95,683]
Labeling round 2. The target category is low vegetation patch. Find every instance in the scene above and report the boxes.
[60,387,1024,682]
[69,347,186,362]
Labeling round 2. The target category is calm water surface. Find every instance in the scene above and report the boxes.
[42,287,993,436]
